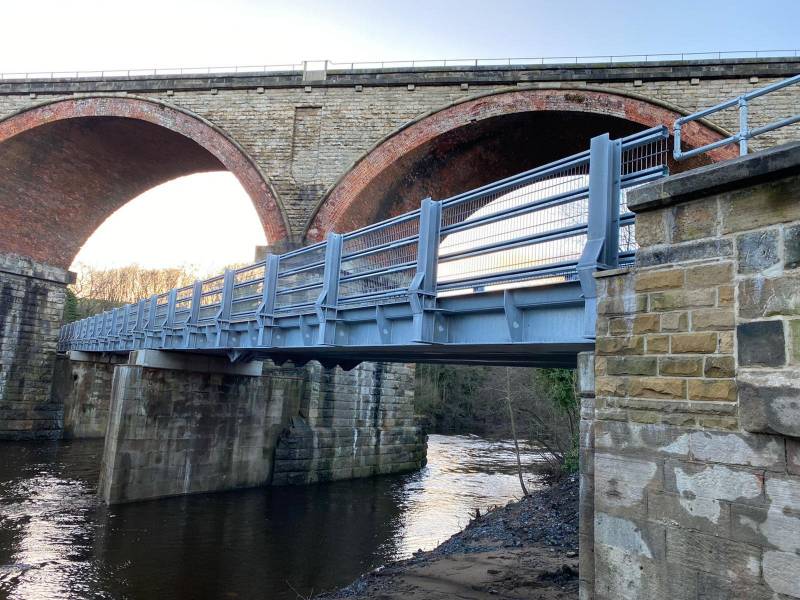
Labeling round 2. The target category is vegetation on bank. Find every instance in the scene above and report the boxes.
[414,364,579,474]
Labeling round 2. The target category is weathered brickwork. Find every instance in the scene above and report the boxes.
[582,143,800,599]
[0,253,69,439]
[1,58,798,264]
[59,352,424,503]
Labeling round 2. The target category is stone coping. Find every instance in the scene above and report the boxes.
[0,252,73,284]
[2,56,799,94]
[627,141,800,212]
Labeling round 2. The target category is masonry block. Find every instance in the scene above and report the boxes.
[592,144,800,599]
[739,369,800,437]
[737,321,786,367]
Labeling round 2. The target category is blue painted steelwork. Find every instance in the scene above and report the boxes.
[674,73,800,160]
[58,128,669,368]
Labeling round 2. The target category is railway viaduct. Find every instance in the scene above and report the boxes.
[1,56,798,440]
[1,57,800,599]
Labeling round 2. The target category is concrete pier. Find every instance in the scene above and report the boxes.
[51,350,425,504]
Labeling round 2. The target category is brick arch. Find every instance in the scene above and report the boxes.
[304,88,736,242]
[0,95,291,269]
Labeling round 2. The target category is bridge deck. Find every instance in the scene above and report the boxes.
[59,128,670,368]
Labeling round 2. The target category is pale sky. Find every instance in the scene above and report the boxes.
[72,174,266,272]
[3,0,798,272]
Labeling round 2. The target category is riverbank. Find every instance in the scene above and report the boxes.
[318,474,579,600]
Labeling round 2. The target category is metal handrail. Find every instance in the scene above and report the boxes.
[4,50,798,81]
[60,126,673,353]
[674,73,800,160]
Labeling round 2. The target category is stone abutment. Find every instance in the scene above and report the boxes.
[580,142,800,599]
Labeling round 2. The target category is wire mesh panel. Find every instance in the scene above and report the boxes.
[617,127,670,255]
[338,216,421,305]
[173,285,194,325]
[619,221,637,254]
[231,263,266,316]
[441,157,590,229]
[125,304,138,333]
[341,213,420,255]
[275,244,327,311]
[153,293,169,327]
[437,159,590,292]
[199,275,224,321]
[278,243,326,273]
[621,134,668,178]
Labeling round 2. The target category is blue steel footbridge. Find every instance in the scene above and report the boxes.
[58,75,800,369]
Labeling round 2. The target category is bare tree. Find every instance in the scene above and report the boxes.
[503,367,529,496]
[69,262,247,319]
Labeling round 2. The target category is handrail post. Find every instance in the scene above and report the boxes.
[257,255,280,347]
[144,294,158,349]
[409,197,442,343]
[215,269,235,348]
[316,234,343,346]
[118,306,128,351]
[185,280,202,348]
[738,96,749,155]
[162,288,178,348]
[103,311,113,351]
[673,120,683,160]
[577,133,622,339]
[132,299,146,349]
[86,315,94,351]
[81,317,89,350]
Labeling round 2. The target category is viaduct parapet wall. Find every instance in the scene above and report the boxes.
[1,58,798,247]
[580,142,800,599]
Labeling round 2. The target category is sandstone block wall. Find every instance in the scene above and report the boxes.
[272,361,425,485]
[91,355,424,504]
[582,143,800,599]
[53,353,127,439]
[0,253,68,439]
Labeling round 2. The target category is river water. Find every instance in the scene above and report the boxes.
[0,434,543,600]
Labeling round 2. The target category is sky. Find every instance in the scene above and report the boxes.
[2,0,798,271]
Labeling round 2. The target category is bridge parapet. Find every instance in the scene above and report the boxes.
[2,55,799,89]
[58,128,670,367]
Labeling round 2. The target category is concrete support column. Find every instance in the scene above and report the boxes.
[0,253,70,439]
[576,351,596,600]
[99,350,292,504]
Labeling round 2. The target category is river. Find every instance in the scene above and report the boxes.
[0,434,544,599]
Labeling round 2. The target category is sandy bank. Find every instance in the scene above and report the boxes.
[318,474,579,600]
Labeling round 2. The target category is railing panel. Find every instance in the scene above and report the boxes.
[58,126,684,351]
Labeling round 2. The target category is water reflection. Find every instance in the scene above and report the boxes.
[0,435,542,599]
